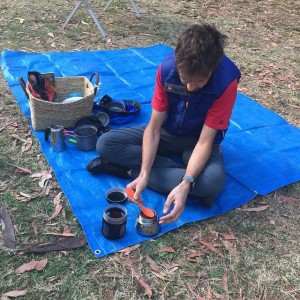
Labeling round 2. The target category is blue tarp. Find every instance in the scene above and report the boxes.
[1,45,299,258]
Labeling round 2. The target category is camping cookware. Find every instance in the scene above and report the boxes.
[75,115,109,135]
[44,125,66,152]
[96,112,110,128]
[102,204,127,240]
[125,187,155,218]
[106,101,125,112]
[106,187,127,204]
[64,125,98,151]
[96,95,141,125]
[135,209,160,237]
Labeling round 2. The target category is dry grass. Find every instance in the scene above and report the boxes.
[0,0,300,299]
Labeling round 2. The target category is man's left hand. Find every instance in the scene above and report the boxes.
[159,182,190,224]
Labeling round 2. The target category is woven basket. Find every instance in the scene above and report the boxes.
[26,76,95,131]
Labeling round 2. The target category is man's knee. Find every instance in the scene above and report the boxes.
[96,131,115,158]
[193,161,226,197]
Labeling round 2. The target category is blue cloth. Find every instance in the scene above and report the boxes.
[1,45,300,258]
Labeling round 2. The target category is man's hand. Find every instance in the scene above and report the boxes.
[126,175,148,202]
[159,181,190,224]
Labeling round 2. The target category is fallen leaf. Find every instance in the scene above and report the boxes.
[15,192,39,202]
[4,289,27,297]
[32,222,38,237]
[151,271,171,281]
[49,202,62,220]
[12,165,32,174]
[222,240,239,257]
[186,226,200,234]
[187,283,205,300]
[219,232,237,240]
[157,247,176,253]
[241,205,269,212]
[63,226,72,234]
[132,269,152,298]
[54,192,63,205]
[30,171,52,188]
[60,251,69,256]
[205,287,214,300]
[15,258,48,274]
[19,192,31,198]
[277,191,299,207]
[269,219,276,225]
[187,250,209,258]
[222,272,228,295]
[46,232,75,237]
[21,137,32,152]
[30,171,52,179]
[23,236,86,253]
[162,262,181,270]
[120,257,140,266]
[118,244,141,254]
[49,192,63,220]
[47,32,54,38]
[146,255,161,273]
[199,241,224,258]
[182,271,206,278]
[106,287,114,300]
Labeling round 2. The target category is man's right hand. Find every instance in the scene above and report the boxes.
[126,175,148,202]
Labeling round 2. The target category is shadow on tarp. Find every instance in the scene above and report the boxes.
[1,45,299,257]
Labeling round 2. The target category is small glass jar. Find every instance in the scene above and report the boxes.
[135,209,160,236]
[102,204,127,240]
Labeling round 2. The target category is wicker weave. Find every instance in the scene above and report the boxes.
[26,76,95,131]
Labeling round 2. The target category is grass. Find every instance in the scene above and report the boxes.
[1,0,300,299]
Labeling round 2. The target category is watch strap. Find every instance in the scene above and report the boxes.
[180,175,195,191]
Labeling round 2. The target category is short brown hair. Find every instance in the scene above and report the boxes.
[175,23,227,78]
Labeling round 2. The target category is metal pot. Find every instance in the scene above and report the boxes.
[107,101,125,112]
[96,111,110,128]
[45,124,66,152]
[74,125,97,151]
[106,187,127,204]
[135,209,160,236]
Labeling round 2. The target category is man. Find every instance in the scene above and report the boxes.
[89,23,241,224]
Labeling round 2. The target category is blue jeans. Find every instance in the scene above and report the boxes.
[96,126,225,198]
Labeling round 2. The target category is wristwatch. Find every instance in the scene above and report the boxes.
[180,175,196,191]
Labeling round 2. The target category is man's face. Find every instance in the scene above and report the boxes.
[179,71,212,92]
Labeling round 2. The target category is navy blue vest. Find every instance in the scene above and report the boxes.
[161,52,241,144]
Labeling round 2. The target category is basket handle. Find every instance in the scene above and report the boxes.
[18,77,29,99]
[89,72,100,96]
